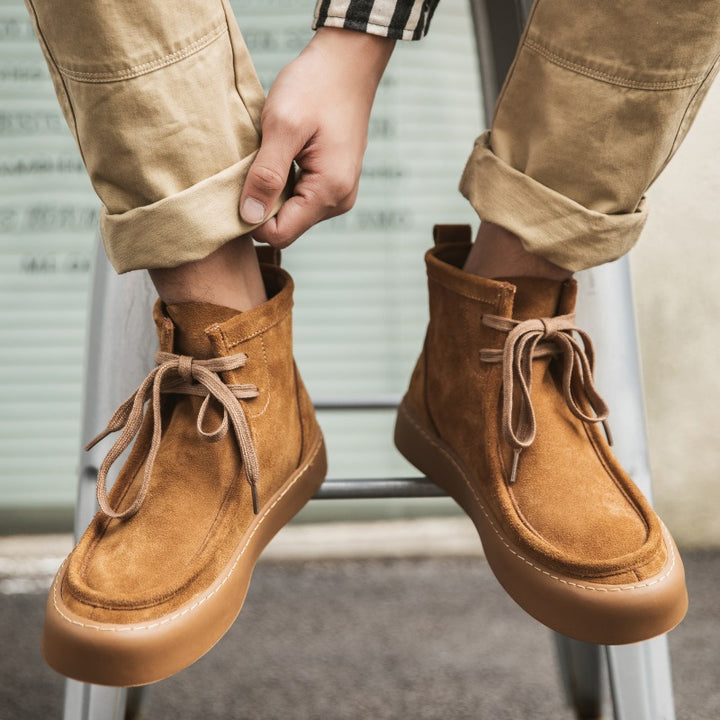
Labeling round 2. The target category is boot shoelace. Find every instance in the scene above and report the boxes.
[479,312,613,484]
[86,350,260,520]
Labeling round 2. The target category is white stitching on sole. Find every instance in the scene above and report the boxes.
[51,435,323,633]
[399,404,676,593]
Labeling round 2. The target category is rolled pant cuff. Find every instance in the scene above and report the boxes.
[459,132,649,272]
[100,151,287,274]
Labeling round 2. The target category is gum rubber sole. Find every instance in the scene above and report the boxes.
[394,401,688,645]
[42,430,327,687]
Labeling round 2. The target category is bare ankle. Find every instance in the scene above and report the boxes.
[149,236,267,312]
[463,222,572,281]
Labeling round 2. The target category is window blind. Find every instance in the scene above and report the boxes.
[0,0,482,511]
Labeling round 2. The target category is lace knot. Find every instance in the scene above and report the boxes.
[540,317,553,339]
[480,312,612,484]
[177,354,193,382]
[86,350,261,520]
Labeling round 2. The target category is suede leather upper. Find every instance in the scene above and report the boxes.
[403,235,666,583]
[62,265,319,623]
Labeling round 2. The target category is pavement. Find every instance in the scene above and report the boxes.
[1,520,718,720]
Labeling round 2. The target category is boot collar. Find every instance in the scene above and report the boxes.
[152,265,294,353]
[426,241,577,319]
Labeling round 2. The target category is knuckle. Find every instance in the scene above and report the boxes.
[263,105,303,136]
[250,225,269,242]
[267,232,293,249]
[325,174,355,203]
[253,217,298,249]
[299,184,322,206]
[250,165,287,194]
[338,196,356,214]
[328,201,352,220]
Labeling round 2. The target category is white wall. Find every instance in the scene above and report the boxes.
[633,79,720,546]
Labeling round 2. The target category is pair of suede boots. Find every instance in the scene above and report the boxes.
[42,226,687,687]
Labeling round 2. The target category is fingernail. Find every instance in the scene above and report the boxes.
[241,197,266,224]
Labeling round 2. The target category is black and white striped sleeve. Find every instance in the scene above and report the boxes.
[313,0,441,41]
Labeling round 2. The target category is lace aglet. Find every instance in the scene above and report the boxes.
[251,482,259,515]
[84,429,109,452]
[509,449,521,484]
[603,420,614,447]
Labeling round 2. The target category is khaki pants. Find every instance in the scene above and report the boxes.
[462,0,720,271]
[26,0,720,274]
[24,0,272,273]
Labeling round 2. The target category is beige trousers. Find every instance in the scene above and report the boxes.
[461,0,720,271]
[26,0,720,274]
[24,0,277,273]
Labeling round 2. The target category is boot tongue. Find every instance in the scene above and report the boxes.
[165,302,239,358]
[503,277,565,321]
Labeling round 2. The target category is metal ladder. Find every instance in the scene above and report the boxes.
[61,1,678,717]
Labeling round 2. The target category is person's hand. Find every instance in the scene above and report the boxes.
[240,27,395,248]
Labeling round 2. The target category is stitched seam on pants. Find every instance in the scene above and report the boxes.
[24,0,88,169]
[525,38,706,90]
[653,51,720,184]
[491,0,541,128]
[56,24,227,84]
[219,0,262,138]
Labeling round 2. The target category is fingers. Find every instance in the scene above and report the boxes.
[241,73,363,247]
[251,173,357,248]
[240,116,303,228]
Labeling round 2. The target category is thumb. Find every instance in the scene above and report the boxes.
[240,130,300,226]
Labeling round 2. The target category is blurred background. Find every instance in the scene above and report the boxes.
[1,0,719,717]
[2,0,719,545]
[0,0,482,533]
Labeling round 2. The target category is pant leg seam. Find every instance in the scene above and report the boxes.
[56,23,227,84]
[23,0,87,166]
[652,51,720,184]
[524,38,706,90]
[219,0,263,138]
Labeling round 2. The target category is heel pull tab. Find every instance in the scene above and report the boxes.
[432,224,473,246]
[255,244,282,267]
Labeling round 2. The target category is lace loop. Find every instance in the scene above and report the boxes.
[480,312,612,483]
[86,351,260,520]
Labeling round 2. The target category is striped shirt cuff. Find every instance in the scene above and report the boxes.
[313,0,441,41]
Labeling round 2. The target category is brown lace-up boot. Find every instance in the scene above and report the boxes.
[395,225,687,644]
[43,254,326,686]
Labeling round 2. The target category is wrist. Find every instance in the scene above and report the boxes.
[311,27,395,84]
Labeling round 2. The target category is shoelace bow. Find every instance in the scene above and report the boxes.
[86,351,260,520]
[479,312,612,484]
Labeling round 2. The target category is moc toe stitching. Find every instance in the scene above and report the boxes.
[399,401,675,593]
[51,433,324,635]
[501,450,662,576]
[68,471,242,610]
[490,362,662,577]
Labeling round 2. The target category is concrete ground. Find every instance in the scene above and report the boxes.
[1,523,718,719]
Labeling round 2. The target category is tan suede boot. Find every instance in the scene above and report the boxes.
[43,255,326,686]
[395,225,687,644]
